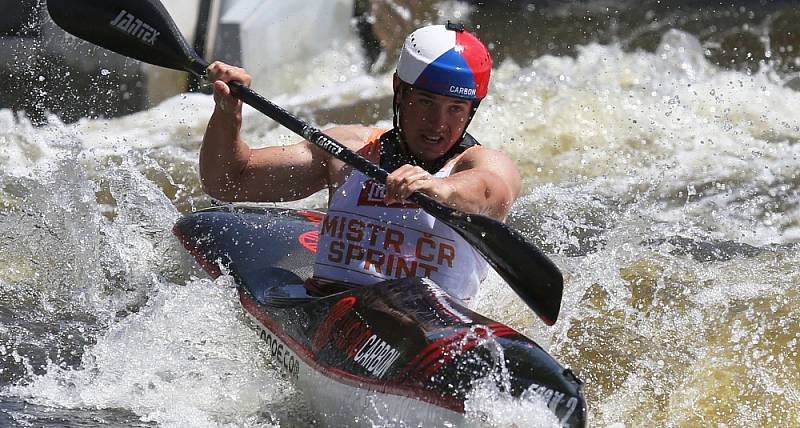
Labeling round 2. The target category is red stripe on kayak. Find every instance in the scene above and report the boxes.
[172,225,222,278]
[409,324,520,380]
[239,291,466,413]
[416,329,485,380]
[403,328,465,371]
[421,338,481,380]
[298,230,318,253]
[485,324,518,337]
[297,209,324,224]
[415,331,469,372]
[421,327,521,380]
[311,295,356,353]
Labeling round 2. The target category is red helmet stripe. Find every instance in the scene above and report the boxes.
[456,31,492,98]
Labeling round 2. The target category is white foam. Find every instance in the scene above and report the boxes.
[3,28,800,427]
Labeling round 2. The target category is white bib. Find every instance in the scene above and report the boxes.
[313,163,489,302]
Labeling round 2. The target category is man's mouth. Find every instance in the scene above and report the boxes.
[421,134,444,144]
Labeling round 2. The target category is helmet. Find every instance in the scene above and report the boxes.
[396,23,492,100]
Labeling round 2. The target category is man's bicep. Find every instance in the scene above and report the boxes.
[456,149,522,200]
[229,126,371,202]
[238,141,330,201]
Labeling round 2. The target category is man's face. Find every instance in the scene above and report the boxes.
[396,83,472,162]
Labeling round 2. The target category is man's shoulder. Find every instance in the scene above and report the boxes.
[456,144,512,166]
[453,143,520,180]
[320,126,387,186]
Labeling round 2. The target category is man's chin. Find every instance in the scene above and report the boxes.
[414,150,447,162]
[411,143,453,160]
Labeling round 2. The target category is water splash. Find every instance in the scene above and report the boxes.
[1,21,799,428]
[7,276,294,428]
[462,326,561,428]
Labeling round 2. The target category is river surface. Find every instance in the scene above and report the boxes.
[1,1,799,427]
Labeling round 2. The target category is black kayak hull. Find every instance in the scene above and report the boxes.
[173,206,586,427]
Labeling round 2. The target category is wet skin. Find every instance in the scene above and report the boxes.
[395,85,472,164]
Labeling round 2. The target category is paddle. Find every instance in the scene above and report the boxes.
[46,0,564,325]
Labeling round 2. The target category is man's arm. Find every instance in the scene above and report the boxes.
[384,147,522,220]
[199,61,333,202]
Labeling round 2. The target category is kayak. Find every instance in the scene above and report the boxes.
[173,206,586,427]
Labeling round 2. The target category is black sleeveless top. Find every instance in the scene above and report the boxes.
[378,129,481,173]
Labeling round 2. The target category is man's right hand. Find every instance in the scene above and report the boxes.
[207,61,252,115]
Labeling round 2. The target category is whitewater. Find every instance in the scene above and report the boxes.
[1,27,798,427]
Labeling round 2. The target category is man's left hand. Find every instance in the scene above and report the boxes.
[384,164,454,205]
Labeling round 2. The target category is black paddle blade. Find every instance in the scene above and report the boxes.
[448,214,563,325]
[46,0,207,75]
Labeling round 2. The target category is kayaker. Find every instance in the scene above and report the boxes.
[200,23,521,303]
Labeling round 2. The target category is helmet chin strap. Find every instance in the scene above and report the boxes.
[389,86,481,173]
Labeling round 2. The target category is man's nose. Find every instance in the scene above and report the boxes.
[426,106,448,129]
